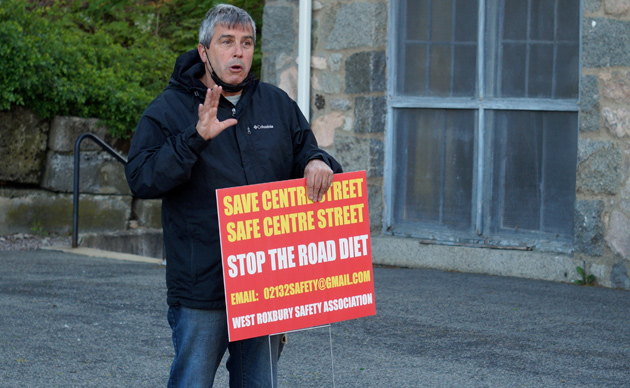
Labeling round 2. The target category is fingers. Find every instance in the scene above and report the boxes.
[218,118,238,131]
[204,85,222,110]
[312,171,333,202]
[196,86,238,140]
[306,172,323,202]
[200,86,221,121]
[305,159,333,202]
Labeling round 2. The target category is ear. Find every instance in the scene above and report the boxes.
[197,44,207,63]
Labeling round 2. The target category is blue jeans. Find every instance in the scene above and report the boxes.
[167,306,284,388]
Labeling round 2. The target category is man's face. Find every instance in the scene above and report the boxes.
[203,23,254,86]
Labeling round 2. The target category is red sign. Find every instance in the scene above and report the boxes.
[217,171,376,341]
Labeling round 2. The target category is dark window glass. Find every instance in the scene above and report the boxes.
[493,0,580,98]
[391,0,580,248]
[398,0,478,96]
[394,109,475,231]
[490,111,577,237]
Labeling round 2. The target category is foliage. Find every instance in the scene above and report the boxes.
[0,0,265,139]
[574,266,596,286]
[30,218,48,236]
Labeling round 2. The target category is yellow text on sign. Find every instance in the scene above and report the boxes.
[223,193,260,216]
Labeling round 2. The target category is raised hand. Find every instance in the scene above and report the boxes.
[196,86,238,140]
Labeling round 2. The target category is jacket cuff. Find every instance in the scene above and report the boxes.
[308,153,343,173]
[185,125,210,155]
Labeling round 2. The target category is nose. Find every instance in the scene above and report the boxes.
[233,43,243,57]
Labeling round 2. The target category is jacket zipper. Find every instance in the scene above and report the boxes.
[233,107,251,135]
[193,91,201,111]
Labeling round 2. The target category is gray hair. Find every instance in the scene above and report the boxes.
[198,4,256,47]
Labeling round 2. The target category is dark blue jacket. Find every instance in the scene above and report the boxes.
[125,49,342,309]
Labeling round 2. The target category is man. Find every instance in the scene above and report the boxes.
[125,4,342,388]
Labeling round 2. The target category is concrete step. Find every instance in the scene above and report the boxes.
[79,228,163,260]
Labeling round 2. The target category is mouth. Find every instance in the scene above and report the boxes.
[228,64,244,73]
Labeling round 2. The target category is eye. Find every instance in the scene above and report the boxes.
[242,40,253,49]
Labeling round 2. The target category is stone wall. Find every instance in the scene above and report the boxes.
[262,0,630,289]
[262,0,387,232]
[0,109,161,237]
[577,0,630,287]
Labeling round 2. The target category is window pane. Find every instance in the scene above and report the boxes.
[554,44,579,98]
[432,0,454,42]
[398,0,478,97]
[455,0,478,42]
[557,0,580,40]
[528,44,554,97]
[394,109,475,231]
[503,0,528,40]
[406,0,429,41]
[493,0,579,99]
[490,111,577,238]
[429,45,452,95]
[541,114,578,233]
[400,44,428,94]
[500,43,526,96]
[453,45,477,95]
[529,0,555,41]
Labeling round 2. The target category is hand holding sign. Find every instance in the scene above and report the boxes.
[304,158,334,202]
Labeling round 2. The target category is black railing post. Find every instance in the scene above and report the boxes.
[72,133,127,248]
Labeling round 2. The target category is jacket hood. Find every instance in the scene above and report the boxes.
[168,49,208,93]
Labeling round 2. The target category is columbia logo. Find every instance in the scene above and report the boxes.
[253,124,274,130]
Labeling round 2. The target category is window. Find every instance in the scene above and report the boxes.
[386,0,580,250]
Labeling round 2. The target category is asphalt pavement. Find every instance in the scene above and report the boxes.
[1,248,629,388]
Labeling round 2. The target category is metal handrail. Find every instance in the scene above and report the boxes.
[72,133,127,248]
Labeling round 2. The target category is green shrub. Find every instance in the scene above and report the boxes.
[0,0,264,139]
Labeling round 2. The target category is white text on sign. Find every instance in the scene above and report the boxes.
[226,234,369,278]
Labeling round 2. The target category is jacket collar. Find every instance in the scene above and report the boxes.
[167,49,258,111]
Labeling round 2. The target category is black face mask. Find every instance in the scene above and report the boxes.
[204,50,255,93]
